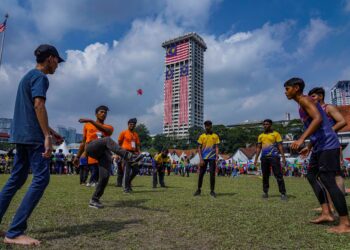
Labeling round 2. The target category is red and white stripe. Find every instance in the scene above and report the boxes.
[165,41,189,64]
[0,23,5,33]
[179,75,188,125]
[164,79,173,125]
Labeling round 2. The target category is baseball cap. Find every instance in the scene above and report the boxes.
[34,44,64,63]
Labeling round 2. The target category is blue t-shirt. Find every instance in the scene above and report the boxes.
[10,69,49,144]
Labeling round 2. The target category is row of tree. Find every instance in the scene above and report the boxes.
[0,120,303,155]
[135,119,304,154]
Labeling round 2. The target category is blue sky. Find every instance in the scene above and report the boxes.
[1,0,350,137]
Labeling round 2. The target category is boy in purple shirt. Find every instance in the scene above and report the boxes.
[284,77,350,234]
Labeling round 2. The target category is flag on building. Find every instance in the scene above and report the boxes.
[179,64,189,125]
[164,67,174,125]
[0,18,7,33]
[165,41,189,64]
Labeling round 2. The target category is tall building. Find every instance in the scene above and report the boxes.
[162,33,207,138]
[57,126,81,144]
[331,80,350,106]
[0,118,12,134]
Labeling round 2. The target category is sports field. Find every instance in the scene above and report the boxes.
[0,174,350,249]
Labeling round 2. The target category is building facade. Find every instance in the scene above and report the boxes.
[57,126,82,144]
[162,33,206,138]
[0,118,12,134]
[331,80,350,106]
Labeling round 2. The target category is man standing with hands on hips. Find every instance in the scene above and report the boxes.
[0,44,64,246]
[194,120,220,198]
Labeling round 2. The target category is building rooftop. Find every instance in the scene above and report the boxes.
[331,80,350,90]
[162,32,207,50]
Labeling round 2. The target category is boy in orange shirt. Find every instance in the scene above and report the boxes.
[118,118,140,193]
[74,107,143,208]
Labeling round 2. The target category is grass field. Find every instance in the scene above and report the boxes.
[0,174,350,249]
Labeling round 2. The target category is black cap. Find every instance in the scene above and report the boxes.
[34,44,64,63]
[204,120,212,125]
[128,118,137,124]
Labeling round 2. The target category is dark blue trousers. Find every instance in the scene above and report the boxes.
[0,144,50,238]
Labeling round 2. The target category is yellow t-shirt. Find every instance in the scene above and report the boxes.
[154,153,171,166]
[197,133,220,160]
[258,131,282,157]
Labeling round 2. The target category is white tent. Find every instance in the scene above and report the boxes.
[168,153,180,162]
[55,141,69,155]
[179,152,187,160]
[190,153,200,165]
[0,150,7,155]
[231,149,249,163]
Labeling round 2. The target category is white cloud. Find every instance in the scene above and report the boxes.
[163,0,221,28]
[345,0,350,12]
[296,18,331,56]
[0,1,339,135]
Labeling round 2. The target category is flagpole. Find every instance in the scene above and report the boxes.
[0,13,9,70]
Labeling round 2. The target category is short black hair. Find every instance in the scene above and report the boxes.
[128,118,137,124]
[204,120,212,126]
[284,77,305,92]
[263,119,273,124]
[308,87,325,100]
[95,105,109,114]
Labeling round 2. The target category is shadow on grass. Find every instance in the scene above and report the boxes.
[268,194,297,199]
[216,192,237,197]
[34,219,142,241]
[106,199,169,212]
[131,190,160,194]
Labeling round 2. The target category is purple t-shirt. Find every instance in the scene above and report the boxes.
[299,98,339,152]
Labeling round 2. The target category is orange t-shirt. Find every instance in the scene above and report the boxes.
[118,129,140,152]
[83,122,114,164]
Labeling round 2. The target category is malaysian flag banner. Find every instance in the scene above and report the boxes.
[165,41,189,64]
[164,67,173,125]
[0,18,7,33]
[179,64,189,125]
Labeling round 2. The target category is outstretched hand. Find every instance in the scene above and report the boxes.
[79,118,93,123]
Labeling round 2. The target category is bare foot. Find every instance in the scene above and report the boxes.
[312,207,335,213]
[0,231,5,237]
[327,224,350,234]
[310,214,335,224]
[4,235,41,246]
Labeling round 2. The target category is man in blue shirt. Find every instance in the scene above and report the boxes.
[0,44,64,246]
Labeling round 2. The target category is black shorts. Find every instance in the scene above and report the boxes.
[309,148,340,173]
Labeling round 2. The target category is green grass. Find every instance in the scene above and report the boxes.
[0,174,350,249]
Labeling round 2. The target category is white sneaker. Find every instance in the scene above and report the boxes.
[86,183,91,187]
[91,183,96,187]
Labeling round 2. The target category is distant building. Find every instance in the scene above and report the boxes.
[0,118,12,134]
[331,81,350,106]
[75,133,83,143]
[0,118,12,142]
[162,32,207,138]
[57,126,82,144]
